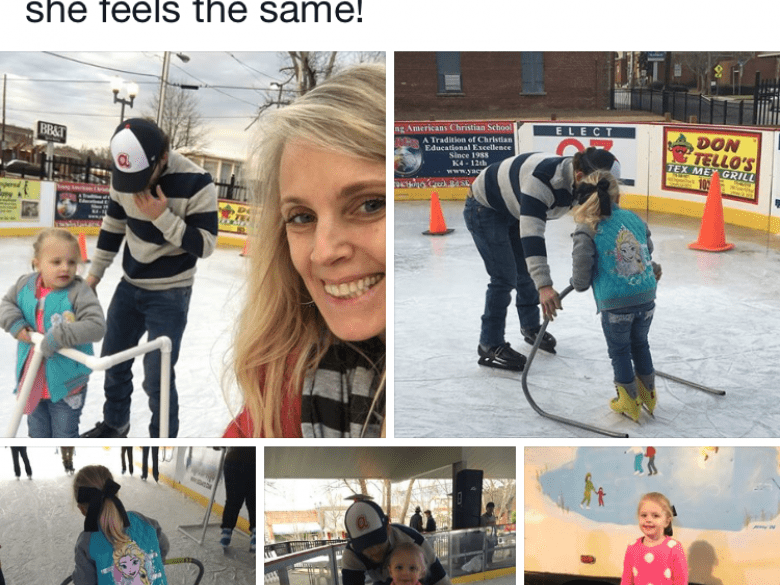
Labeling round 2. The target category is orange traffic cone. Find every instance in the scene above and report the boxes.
[422,192,454,236]
[240,237,250,257]
[78,232,91,263]
[688,171,734,252]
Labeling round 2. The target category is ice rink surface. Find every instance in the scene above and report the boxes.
[0,236,247,438]
[0,446,255,585]
[395,199,780,438]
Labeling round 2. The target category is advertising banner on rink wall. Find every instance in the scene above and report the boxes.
[527,123,638,187]
[662,126,761,203]
[0,177,41,222]
[54,182,110,227]
[394,120,516,200]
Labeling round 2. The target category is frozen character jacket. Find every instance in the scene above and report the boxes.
[0,273,105,403]
[571,204,657,312]
[73,511,169,585]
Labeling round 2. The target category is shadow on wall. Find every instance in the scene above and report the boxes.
[688,538,726,585]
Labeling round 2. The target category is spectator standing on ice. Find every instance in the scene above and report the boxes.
[464,147,620,371]
[10,446,32,479]
[81,118,218,438]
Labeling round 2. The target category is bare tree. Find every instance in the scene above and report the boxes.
[145,82,210,151]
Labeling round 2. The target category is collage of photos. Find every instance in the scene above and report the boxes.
[1,44,780,585]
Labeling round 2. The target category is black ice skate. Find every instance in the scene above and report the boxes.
[478,342,526,371]
[522,327,557,354]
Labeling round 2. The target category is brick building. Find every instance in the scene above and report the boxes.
[395,52,614,120]
[264,509,322,544]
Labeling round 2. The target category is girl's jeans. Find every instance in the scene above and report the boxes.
[601,301,655,384]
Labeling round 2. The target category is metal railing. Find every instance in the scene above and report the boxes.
[264,525,516,585]
[6,333,172,438]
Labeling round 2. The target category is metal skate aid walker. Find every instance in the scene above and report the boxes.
[521,285,726,438]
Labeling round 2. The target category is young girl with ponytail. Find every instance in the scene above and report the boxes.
[570,170,662,423]
[71,465,169,585]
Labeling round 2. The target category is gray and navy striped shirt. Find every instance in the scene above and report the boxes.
[470,152,578,290]
[89,151,219,290]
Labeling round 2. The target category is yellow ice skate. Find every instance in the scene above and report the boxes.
[636,374,657,416]
[610,382,641,423]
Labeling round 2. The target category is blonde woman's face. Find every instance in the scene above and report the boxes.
[279,140,386,342]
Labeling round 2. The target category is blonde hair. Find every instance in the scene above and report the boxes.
[232,63,386,438]
[638,491,674,537]
[388,542,427,579]
[73,465,132,549]
[571,170,620,231]
[33,227,80,260]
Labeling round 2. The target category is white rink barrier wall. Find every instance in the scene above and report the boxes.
[395,120,780,234]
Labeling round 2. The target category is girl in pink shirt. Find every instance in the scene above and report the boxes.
[621,492,688,585]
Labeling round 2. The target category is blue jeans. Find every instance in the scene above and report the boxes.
[27,391,85,438]
[601,301,655,384]
[101,279,192,438]
[463,197,540,347]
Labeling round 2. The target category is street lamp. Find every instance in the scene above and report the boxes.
[111,77,139,123]
[156,52,191,127]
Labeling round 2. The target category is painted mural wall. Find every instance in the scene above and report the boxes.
[525,446,780,584]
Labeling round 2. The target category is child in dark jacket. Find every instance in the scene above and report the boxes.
[72,465,169,585]
[571,171,662,423]
[0,228,105,437]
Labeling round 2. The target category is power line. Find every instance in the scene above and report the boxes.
[42,51,160,79]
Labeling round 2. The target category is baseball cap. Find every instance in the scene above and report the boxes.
[344,500,389,553]
[578,148,621,181]
[110,118,165,193]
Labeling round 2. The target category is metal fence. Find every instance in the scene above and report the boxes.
[0,153,249,201]
[613,76,780,127]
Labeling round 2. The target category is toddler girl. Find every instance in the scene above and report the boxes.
[71,465,169,585]
[571,171,661,423]
[0,228,105,437]
[388,542,427,585]
[621,492,688,585]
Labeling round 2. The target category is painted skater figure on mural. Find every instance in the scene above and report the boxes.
[627,447,644,476]
[597,487,607,507]
[580,473,596,509]
[645,446,658,476]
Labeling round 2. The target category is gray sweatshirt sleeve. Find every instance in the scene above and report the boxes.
[72,531,97,585]
[0,275,30,337]
[571,224,597,292]
[40,277,106,358]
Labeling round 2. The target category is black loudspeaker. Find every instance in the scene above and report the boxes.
[453,469,483,529]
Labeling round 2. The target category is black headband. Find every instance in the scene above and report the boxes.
[77,479,131,532]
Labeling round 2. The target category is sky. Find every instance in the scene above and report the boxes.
[0,51,379,160]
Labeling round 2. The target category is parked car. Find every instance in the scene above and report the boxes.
[757,87,779,110]
[2,158,43,177]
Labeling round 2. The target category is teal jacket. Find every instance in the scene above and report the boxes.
[73,511,169,585]
[0,273,105,402]
[571,206,657,312]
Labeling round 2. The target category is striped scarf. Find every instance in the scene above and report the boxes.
[300,337,385,438]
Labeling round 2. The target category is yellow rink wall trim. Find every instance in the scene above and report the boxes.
[395,190,780,234]
[452,567,515,583]
[138,455,251,535]
[0,227,249,248]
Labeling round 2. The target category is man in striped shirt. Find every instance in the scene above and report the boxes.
[81,118,218,438]
[463,148,620,371]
